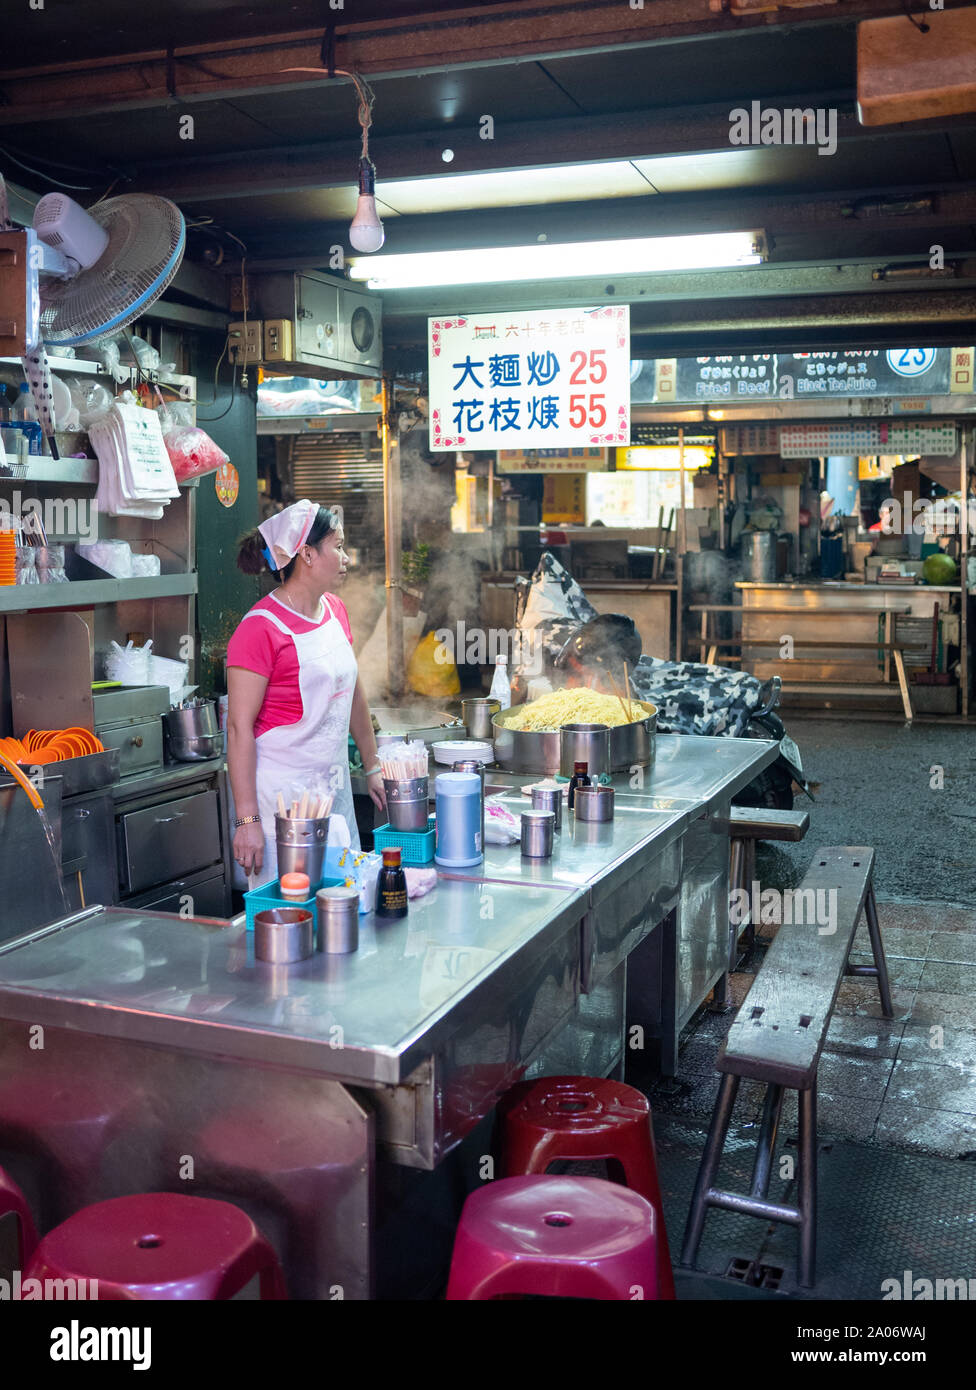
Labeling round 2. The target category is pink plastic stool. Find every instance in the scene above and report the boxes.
[26,1193,287,1300]
[0,1163,38,1267]
[446,1175,660,1300]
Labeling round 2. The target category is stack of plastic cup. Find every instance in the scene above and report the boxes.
[0,532,15,586]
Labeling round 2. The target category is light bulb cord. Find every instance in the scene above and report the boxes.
[279,62,375,162]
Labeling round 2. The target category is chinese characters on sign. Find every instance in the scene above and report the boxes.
[428,307,630,450]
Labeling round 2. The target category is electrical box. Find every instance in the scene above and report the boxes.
[228,319,263,365]
[246,272,382,379]
[263,317,294,362]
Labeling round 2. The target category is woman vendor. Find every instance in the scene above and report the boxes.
[226,499,386,884]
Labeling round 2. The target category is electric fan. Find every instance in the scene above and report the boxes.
[0,176,185,458]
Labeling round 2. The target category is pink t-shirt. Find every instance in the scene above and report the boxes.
[226,592,353,737]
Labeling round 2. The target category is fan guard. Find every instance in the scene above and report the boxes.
[39,194,185,346]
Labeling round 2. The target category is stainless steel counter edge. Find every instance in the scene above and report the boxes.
[111,756,226,803]
[0,883,589,1088]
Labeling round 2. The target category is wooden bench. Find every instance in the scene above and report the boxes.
[681,846,893,1287]
[711,808,811,1010]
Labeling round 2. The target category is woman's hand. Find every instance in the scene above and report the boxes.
[233,821,265,878]
[366,770,387,812]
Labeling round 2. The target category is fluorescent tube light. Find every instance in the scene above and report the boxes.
[347,231,765,290]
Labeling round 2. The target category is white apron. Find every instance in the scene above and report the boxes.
[233,595,360,889]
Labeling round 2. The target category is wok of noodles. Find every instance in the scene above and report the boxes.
[496,688,655,733]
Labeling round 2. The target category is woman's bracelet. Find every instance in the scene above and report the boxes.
[365,763,382,777]
[234,814,261,828]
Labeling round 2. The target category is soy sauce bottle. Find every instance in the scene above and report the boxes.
[376,847,408,919]
[567,761,591,811]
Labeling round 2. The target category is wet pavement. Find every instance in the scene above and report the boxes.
[758,713,976,905]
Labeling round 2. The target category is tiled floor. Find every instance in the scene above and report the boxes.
[638,897,976,1160]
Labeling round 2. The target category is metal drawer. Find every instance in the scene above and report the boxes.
[124,867,228,918]
[61,791,118,910]
[118,789,221,895]
[98,718,164,779]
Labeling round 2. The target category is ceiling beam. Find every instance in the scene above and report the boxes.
[369,262,976,324]
[383,286,976,362]
[134,100,972,204]
[230,187,976,265]
[0,0,962,125]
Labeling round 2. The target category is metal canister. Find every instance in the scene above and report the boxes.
[316,886,360,954]
[384,775,430,831]
[254,908,314,963]
[453,759,485,852]
[574,784,615,822]
[558,723,611,779]
[521,808,554,858]
[531,785,562,831]
[744,530,776,582]
[461,697,501,741]
[275,814,329,886]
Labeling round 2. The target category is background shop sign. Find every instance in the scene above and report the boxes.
[777,348,950,398]
[496,447,606,474]
[676,354,776,402]
[428,306,630,450]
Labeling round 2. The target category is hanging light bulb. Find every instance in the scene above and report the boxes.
[349,156,385,254]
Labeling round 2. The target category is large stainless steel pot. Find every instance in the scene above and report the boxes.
[492,704,656,775]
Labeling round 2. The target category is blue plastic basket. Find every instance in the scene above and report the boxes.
[244,875,344,931]
[373,816,436,865]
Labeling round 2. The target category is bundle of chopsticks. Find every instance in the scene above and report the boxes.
[276,788,334,820]
[380,740,428,781]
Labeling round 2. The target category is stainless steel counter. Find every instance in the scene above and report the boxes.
[0,732,778,1299]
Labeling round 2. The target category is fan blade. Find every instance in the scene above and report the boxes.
[21,347,60,460]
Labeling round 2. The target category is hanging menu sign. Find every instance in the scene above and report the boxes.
[775,349,950,399]
[675,354,777,401]
[428,306,630,451]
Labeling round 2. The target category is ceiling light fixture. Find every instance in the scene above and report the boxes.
[348,230,765,289]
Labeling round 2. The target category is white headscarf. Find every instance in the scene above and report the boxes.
[258,500,318,572]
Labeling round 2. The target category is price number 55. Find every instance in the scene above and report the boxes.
[568,349,608,428]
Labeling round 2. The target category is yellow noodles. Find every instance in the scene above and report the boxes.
[499,688,652,732]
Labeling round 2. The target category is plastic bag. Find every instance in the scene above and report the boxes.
[156,400,195,431]
[163,426,229,483]
[77,540,132,578]
[484,798,520,845]
[407,630,460,697]
[324,846,381,914]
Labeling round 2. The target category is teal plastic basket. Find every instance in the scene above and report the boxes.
[244,875,343,931]
[373,816,436,865]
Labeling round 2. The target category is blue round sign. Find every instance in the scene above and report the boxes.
[886,348,937,378]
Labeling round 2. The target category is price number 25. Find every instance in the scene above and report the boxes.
[568,349,607,428]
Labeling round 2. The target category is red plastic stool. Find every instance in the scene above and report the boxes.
[0,1074,144,1223]
[26,1193,287,1300]
[446,1175,659,1300]
[0,1164,38,1267]
[496,1075,675,1298]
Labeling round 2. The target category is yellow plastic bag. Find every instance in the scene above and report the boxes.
[407,630,460,697]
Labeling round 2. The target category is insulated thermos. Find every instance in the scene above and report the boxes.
[434,771,483,868]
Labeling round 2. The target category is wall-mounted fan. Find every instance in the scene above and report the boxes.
[0,177,185,457]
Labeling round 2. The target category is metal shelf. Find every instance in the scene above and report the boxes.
[0,572,197,614]
[257,413,380,435]
[0,355,106,377]
[0,458,98,486]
